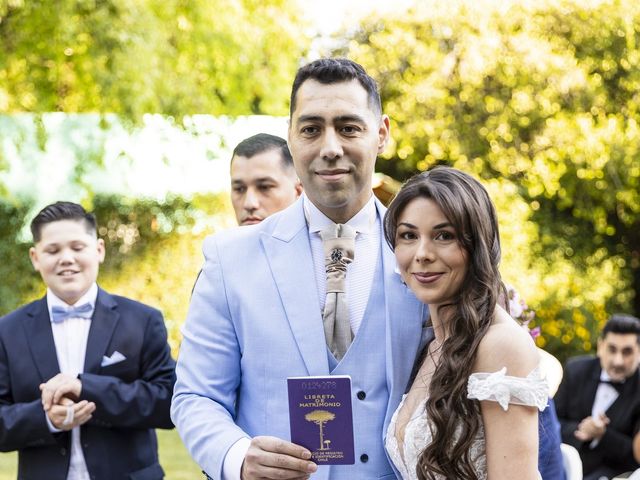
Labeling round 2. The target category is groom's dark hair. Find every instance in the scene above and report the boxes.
[289,58,382,117]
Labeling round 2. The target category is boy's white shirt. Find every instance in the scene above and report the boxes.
[46,282,98,480]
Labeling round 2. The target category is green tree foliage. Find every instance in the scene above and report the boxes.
[0,0,307,119]
[94,192,234,357]
[339,0,639,360]
[0,199,43,313]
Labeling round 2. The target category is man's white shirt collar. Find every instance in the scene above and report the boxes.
[303,193,377,235]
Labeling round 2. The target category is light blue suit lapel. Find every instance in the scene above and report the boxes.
[261,202,330,376]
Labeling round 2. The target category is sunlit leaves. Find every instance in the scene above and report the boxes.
[0,0,307,119]
[341,0,640,360]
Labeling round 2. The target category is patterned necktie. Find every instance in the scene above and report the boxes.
[50,302,93,323]
[320,223,356,360]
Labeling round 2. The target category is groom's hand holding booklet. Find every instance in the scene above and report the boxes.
[287,375,355,465]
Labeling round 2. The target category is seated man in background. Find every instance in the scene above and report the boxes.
[555,314,640,480]
[0,201,175,480]
[230,133,302,226]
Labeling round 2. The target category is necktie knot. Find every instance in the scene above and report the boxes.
[330,248,344,263]
[320,224,355,291]
[51,302,93,323]
[321,223,355,267]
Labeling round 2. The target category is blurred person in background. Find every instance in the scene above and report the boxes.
[230,133,302,226]
[555,314,640,480]
[190,134,302,295]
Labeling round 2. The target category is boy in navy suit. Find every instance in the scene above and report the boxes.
[0,201,175,480]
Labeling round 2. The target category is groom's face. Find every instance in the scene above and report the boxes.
[288,78,389,224]
[597,332,640,382]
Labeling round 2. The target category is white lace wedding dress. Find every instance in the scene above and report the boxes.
[385,367,549,480]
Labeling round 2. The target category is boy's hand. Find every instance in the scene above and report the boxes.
[40,373,82,410]
[46,396,96,430]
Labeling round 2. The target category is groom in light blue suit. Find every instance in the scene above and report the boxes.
[171,58,427,480]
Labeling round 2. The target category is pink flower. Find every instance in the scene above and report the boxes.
[505,285,538,339]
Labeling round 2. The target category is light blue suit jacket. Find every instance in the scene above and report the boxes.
[171,197,426,479]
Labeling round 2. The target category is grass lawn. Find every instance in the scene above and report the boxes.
[0,428,202,479]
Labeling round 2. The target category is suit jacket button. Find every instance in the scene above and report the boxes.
[357,391,366,400]
[60,448,66,455]
[360,453,368,463]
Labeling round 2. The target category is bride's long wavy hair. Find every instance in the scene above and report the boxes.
[384,166,506,480]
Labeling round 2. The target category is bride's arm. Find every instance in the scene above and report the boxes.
[474,317,542,480]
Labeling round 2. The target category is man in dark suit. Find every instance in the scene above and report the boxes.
[555,314,640,480]
[0,201,175,479]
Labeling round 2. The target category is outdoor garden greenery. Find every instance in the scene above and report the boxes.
[336,0,640,359]
[0,0,638,364]
[1,0,639,473]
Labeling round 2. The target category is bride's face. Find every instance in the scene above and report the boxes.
[393,197,468,307]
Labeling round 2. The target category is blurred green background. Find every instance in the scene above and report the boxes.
[1,0,639,476]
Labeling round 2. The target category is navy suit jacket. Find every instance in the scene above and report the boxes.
[555,355,640,477]
[0,288,176,480]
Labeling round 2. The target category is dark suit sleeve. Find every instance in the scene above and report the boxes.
[556,357,640,473]
[0,331,60,451]
[595,383,640,470]
[595,425,635,466]
[79,308,176,429]
[554,359,584,449]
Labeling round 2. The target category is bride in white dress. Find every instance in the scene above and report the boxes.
[382,167,548,480]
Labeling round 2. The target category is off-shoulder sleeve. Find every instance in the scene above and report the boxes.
[467,367,548,412]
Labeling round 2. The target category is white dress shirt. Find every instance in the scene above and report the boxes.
[221,194,380,480]
[304,193,379,336]
[46,283,97,480]
[589,370,621,448]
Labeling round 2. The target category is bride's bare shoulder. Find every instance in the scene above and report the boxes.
[474,306,540,376]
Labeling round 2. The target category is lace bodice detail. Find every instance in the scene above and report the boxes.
[385,367,548,479]
[467,367,548,411]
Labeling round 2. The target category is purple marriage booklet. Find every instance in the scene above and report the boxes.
[287,375,355,465]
